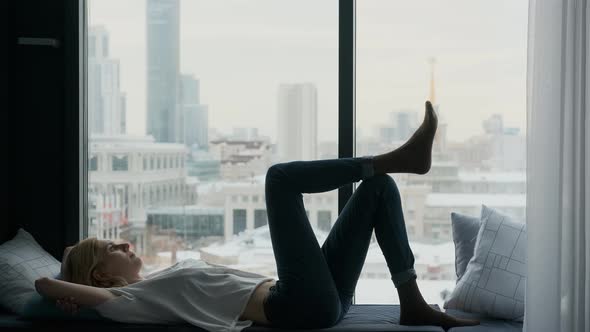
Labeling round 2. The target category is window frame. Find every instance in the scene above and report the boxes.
[77,0,357,298]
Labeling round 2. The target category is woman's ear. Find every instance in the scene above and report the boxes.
[92,266,110,282]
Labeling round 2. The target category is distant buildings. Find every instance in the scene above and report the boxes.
[87,26,528,290]
[145,205,224,259]
[231,127,260,141]
[277,83,318,162]
[196,224,456,282]
[88,26,126,135]
[208,138,273,181]
[377,109,419,143]
[180,75,209,149]
[146,0,181,143]
[448,114,526,171]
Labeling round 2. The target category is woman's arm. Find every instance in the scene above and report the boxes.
[35,277,118,308]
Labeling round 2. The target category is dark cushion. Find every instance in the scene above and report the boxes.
[1,304,445,331]
[450,212,482,281]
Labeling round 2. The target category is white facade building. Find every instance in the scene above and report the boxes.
[88,135,197,255]
[277,83,318,162]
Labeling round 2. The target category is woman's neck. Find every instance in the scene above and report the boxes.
[127,275,145,284]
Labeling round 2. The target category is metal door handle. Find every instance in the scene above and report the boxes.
[17,37,60,48]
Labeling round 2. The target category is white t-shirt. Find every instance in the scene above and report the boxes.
[93,258,274,332]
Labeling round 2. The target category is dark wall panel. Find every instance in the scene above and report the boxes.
[4,0,80,259]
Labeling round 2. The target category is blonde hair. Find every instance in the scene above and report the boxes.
[62,237,129,288]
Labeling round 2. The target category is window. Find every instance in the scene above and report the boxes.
[102,35,109,57]
[89,35,96,57]
[86,0,342,291]
[112,155,128,171]
[317,210,331,232]
[254,209,268,228]
[89,155,98,171]
[354,0,527,307]
[233,209,247,235]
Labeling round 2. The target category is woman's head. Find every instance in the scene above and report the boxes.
[62,237,143,287]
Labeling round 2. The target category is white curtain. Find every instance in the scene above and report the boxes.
[526,0,590,331]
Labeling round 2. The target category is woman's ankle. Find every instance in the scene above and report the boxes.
[372,154,388,174]
[397,278,429,310]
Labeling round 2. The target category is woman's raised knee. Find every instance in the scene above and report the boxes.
[265,164,289,188]
[364,173,397,190]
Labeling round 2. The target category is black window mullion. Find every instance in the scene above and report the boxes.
[338,0,357,303]
[338,0,356,213]
[66,0,86,246]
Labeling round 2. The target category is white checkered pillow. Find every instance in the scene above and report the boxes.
[0,228,61,315]
[444,205,526,321]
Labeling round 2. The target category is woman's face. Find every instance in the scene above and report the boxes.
[95,239,142,282]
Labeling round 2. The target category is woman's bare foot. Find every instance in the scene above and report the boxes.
[396,277,479,331]
[373,101,438,175]
[400,305,480,332]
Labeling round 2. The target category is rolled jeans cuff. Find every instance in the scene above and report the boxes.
[391,268,417,288]
[360,155,375,180]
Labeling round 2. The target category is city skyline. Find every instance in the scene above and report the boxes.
[86,1,528,310]
[89,0,528,143]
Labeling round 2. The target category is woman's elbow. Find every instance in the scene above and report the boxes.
[35,277,50,294]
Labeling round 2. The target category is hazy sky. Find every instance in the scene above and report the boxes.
[89,0,528,143]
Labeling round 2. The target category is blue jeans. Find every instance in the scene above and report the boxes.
[262,156,417,329]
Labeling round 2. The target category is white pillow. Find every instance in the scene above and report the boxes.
[444,205,526,321]
[0,228,61,314]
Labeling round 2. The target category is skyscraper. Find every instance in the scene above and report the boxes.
[88,26,126,135]
[146,0,181,142]
[180,74,209,149]
[277,83,318,161]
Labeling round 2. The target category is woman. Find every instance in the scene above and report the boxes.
[35,101,479,331]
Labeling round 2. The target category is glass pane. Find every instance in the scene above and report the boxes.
[87,0,338,279]
[355,0,528,307]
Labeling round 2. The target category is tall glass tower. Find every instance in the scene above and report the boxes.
[146,0,181,142]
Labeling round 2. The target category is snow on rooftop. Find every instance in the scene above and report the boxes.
[364,241,455,266]
[147,231,457,307]
[458,172,526,183]
[196,175,267,195]
[201,225,454,267]
[146,205,224,215]
[186,176,200,185]
[426,193,526,207]
[156,250,201,260]
[90,134,186,151]
[431,161,459,167]
[200,225,329,258]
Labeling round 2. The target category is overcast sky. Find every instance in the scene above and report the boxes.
[89,0,528,143]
